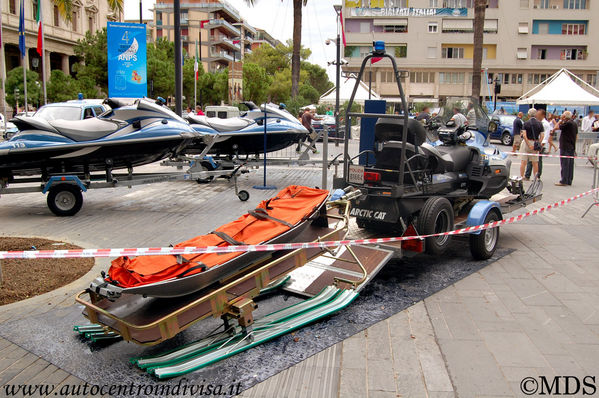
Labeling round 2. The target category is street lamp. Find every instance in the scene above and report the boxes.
[493,76,501,112]
[333,5,342,147]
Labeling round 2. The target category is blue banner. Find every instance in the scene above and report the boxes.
[107,22,147,98]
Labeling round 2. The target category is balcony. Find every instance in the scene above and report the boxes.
[210,35,241,51]
[208,19,240,37]
[210,50,234,62]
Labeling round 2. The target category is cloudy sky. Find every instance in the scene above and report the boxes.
[124,0,340,80]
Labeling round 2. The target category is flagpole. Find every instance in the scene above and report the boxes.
[0,0,7,123]
[198,28,202,107]
[194,39,197,107]
[40,0,47,104]
[19,0,27,113]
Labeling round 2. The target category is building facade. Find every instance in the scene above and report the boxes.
[342,0,598,104]
[150,0,259,72]
[1,0,118,80]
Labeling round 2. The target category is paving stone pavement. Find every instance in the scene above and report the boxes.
[0,147,598,397]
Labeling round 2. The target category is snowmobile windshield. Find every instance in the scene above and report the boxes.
[433,97,491,139]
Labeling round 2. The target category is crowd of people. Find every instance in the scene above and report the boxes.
[512,108,599,186]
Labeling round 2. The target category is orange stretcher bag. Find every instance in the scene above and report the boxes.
[106,185,329,288]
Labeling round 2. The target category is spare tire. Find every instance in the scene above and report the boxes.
[417,196,454,255]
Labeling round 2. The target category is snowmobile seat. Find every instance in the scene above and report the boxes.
[48,119,121,142]
[421,144,473,172]
[187,115,255,132]
[375,117,427,146]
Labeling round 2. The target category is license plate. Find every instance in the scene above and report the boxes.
[348,165,364,185]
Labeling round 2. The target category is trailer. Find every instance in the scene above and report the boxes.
[0,166,250,217]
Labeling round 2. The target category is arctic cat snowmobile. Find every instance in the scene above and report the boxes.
[341,41,510,255]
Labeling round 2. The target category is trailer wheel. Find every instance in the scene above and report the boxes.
[417,197,454,255]
[47,184,83,216]
[469,210,500,260]
[237,190,250,201]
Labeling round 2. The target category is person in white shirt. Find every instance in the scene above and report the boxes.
[581,111,595,153]
[525,109,549,179]
[450,107,468,128]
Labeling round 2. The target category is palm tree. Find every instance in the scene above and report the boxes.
[245,0,307,98]
[471,0,486,99]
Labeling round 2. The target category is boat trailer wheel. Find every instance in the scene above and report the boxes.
[417,196,454,255]
[47,184,84,217]
[469,210,500,260]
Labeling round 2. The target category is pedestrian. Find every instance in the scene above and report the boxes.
[555,111,577,186]
[520,108,543,180]
[416,106,431,123]
[196,105,205,116]
[297,108,317,153]
[512,111,524,155]
[548,113,559,153]
[325,106,333,116]
[450,107,468,128]
[581,110,595,153]
[525,109,550,179]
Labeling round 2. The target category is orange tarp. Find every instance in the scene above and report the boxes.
[107,186,329,288]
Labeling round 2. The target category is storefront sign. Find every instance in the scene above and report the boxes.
[349,7,468,17]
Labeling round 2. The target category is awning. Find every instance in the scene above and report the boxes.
[373,18,408,26]
[517,68,599,106]
[443,19,471,30]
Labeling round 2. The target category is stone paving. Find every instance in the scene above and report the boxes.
[0,144,598,397]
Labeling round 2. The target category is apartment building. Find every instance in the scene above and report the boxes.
[1,0,118,79]
[342,0,598,103]
[151,0,258,72]
[252,28,281,51]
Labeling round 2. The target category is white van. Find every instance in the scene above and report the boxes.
[205,106,240,119]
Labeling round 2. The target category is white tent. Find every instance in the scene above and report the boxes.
[517,68,599,106]
[319,78,380,105]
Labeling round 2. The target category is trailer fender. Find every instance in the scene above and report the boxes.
[42,176,87,194]
[466,201,502,235]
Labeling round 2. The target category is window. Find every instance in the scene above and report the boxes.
[439,72,465,84]
[359,47,371,58]
[517,48,528,59]
[538,0,549,8]
[409,72,435,83]
[538,23,549,34]
[9,0,15,14]
[529,73,550,84]
[504,73,510,85]
[430,0,439,6]
[537,48,547,59]
[54,6,60,26]
[428,23,438,33]
[88,16,94,32]
[563,0,586,8]
[386,0,408,6]
[157,28,163,38]
[511,74,523,84]
[518,22,529,34]
[32,0,38,19]
[587,74,597,87]
[443,0,474,7]
[560,48,585,60]
[394,45,407,58]
[442,47,464,59]
[359,22,371,33]
[380,71,395,83]
[562,24,585,35]
[72,10,78,32]
[520,0,528,7]
[427,47,437,58]
[383,25,408,33]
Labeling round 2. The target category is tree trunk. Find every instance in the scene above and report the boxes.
[471,0,486,100]
[291,0,302,98]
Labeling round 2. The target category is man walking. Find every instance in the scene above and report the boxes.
[555,111,578,186]
[581,110,595,153]
[520,108,543,180]
[525,109,550,179]
[512,112,524,155]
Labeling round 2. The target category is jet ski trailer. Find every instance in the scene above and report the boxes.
[75,193,394,377]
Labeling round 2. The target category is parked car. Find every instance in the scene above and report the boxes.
[312,115,345,140]
[489,114,516,146]
[33,100,108,121]
[0,114,18,140]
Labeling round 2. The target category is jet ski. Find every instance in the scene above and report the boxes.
[0,98,199,178]
[183,102,308,156]
[90,185,330,299]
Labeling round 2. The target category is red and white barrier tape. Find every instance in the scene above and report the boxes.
[0,188,597,260]
[503,151,597,160]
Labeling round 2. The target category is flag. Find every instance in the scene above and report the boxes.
[18,0,25,58]
[339,9,347,47]
[200,19,210,28]
[371,57,382,64]
[194,40,199,81]
[36,0,43,56]
[233,39,241,45]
